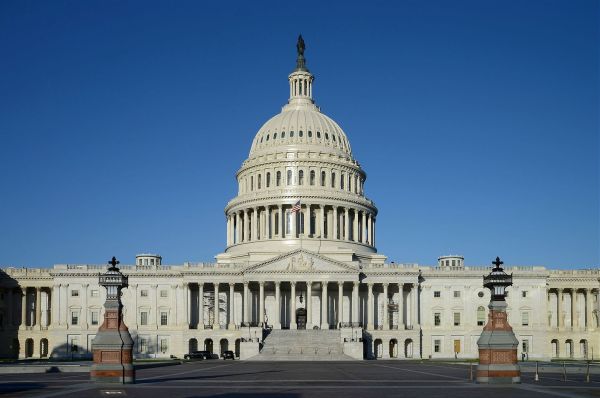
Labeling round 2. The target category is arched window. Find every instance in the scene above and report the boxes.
[274,213,279,235]
[317,131,321,139]
[287,170,292,185]
[325,133,329,140]
[258,174,261,189]
[347,174,351,191]
[340,173,345,190]
[308,131,312,138]
[282,131,286,138]
[290,131,294,138]
[276,171,281,186]
[354,176,358,193]
[299,130,303,137]
[477,306,486,326]
[321,171,326,186]
[298,170,304,185]
[273,133,277,139]
[331,172,336,188]
[250,176,254,191]
[266,172,270,188]
[266,134,269,141]
[310,170,315,185]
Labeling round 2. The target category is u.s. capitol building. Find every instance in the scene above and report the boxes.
[1,38,598,361]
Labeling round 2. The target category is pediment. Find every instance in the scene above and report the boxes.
[244,249,358,274]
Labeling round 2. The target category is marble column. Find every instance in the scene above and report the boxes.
[226,215,231,246]
[213,283,220,328]
[184,283,190,327]
[35,287,42,328]
[21,288,27,327]
[243,282,250,324]
[306,281,313,329]
[279,206,284,238]
[353,209,358,242]
[152,284,158,328]
[398,283,404,329]
[352,282,358,325]
[274,282,281,329]
[321,282,328,329]
[372,217,376,246]
[572,289,579,328]
[361,211,367,243]
[244,210,250,242]
[266,206,271,239]
[406,284,413,328]
[412,284,419,327]
[228,283,235,330]
[252,207,258,241]
[383,283,389,330]
[337,282,344,326]
[61,284,68,326]
[290,282,297,329]
[333,207,338,240]
[367,213,372,244]
[319,205,325,239]
[198,283,204,329]
[170,284,177,326]
[367,283,374,330]
[290,207,296,238]
[586,289,594,329]
[302,204,309,237]
[557,289,563,328]
[344,208,350,241]
[80,284,88,329]
[259,282,265,326]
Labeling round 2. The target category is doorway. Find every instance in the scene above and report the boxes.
[296,308,307,330]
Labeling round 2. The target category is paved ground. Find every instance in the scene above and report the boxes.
[1,361,600,398]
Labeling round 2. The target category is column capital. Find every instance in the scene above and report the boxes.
[259,281,265,287]
[198,282,205,288]
[367,283,373,288]
[337,281,344,287]
[170,284,178,289]
[383,282,389,288]
[243,281,249,287]
[229,282,235,288]
[353,281,359,287]
[290,281,296,287]
[182,282,189,288]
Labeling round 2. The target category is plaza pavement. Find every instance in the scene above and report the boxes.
[1,360,600,398]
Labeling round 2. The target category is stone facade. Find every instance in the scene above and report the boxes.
[0,39,598,361]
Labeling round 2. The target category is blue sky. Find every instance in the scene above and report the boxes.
[0,0,598,268]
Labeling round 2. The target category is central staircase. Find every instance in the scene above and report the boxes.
[252,329,352,361]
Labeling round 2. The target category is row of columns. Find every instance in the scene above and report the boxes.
[226,204,376,247]
[179,281,416,331]
[551,288,596,329]
[1,287,51,328]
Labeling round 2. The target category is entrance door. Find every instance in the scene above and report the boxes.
[453,339,461,356]
[296,308,307,330]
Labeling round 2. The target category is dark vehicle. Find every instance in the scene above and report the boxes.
[222,350,235,360]
[184,350,213,360]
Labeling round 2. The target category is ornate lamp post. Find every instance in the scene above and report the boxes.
[90,257,135,384]
[476,257,520,384]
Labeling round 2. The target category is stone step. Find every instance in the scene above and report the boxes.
[252,329,352,361]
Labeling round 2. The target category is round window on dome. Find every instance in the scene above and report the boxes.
[478,291,484,298]
[325,133,329,140]
[317,131,321,138]
[299,130,303,137]
[332,135,336,142]
[290,131,294,137]
[308,131,312,138]
[266,134,270,141]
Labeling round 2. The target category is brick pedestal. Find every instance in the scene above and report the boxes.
[476,300,520,384]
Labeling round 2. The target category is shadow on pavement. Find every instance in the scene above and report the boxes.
[137,370,284,384]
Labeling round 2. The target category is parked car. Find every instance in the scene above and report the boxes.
[222,350,235,360]
[184,350,213,360]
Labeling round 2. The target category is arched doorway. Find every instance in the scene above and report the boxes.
[389,339,398,358]
[25,338,34,358]
[565,340,573,358]
[204,338,213,354]
[189,338,198,353]
[374,339,383,359]
[220,339,229,356]
[551,339,559,358]
[296,308,307,330]
[235,339,241,358]
[405,339,413,358]
[580,339,588,359]
[40,339,48,358]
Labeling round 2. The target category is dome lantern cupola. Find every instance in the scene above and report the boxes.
[287,35,315,108]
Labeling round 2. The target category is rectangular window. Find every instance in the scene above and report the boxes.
[140,311,148,326]
[91,289,99,297]
[160,290,168,298]
[139,337,148,353]
[434,291,441,298]
[141,290,148,297]
[160,338,168,353]
[453,312,461,326]
[71,290,79,297]
[522,340,529,353]
[91,311,99,325]
[160,312,168,326]
[434,313,441,326]
[71,311,79,325]
[453,291,461,298]
[522,291,528,298]
[521,312,529,326]
[71,338,79,353]
[434,339,441,353]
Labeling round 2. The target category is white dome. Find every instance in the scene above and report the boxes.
[249,106,352,157]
